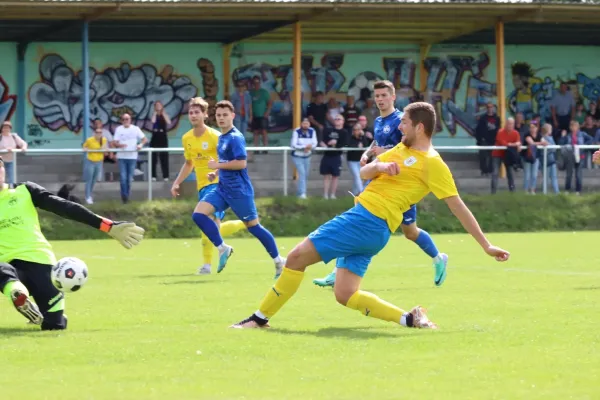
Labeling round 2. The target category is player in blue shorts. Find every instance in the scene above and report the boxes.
[171,97,246,274]
[232,102,509,330]
[314,80,448,288]
[192,100,286,279]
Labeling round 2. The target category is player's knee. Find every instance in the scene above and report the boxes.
[193,201,214,215]
[402,225,419,241]
[244,219,259,228]
[334,287,355,306]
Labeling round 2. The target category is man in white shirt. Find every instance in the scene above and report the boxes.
[112,113,147,203]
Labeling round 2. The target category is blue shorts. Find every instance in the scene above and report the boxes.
[202,188,258,222]
[198,184,225,220]
[402,204,417,225]
[308,203,391,277]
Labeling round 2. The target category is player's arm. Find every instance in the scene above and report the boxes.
[212,159,247,170]
[359,156,398,180]
[171,140,194,197]
[428,159,509,261]
[22,182,144,249]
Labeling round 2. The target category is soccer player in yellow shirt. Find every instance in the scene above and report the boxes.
[171,97,245,274]
[232,102,510,330]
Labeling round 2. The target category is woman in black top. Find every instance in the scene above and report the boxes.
[346,123,370,195]
[522,121,544,194]
[150,101,171,181]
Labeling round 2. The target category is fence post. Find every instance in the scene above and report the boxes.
[283,148,288,196]
[542,146,548,195]
[147,148,153,201]
[12,151,18,185]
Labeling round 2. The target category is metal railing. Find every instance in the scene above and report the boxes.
[2,144,599,199]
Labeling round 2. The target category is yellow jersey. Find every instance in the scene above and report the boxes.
[357,143,458,233]
[182,127,221,190]
[83,136,107,162]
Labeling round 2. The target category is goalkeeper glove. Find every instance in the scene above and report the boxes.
[100,219,145,249]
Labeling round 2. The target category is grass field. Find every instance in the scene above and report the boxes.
[1,232,599,400]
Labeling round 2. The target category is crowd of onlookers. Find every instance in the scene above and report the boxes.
[476,83,600,195]
[2,80,599,201]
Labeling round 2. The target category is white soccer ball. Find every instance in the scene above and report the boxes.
[51,257,89,292]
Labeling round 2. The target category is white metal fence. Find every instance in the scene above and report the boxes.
[2,144,599,200]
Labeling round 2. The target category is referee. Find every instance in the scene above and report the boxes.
[0,156,144,330]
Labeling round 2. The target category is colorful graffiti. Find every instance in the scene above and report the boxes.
[508,61,600,122]
[0,76,17,126]
[231,52,495,136]
[28,54,198,133]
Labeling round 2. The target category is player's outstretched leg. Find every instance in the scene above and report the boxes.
[402,207,448,286]
[246,220,286,279]
[192,202,234,273]
[0,262,43,325]
[231,238,320,328]
[335,267,437,329]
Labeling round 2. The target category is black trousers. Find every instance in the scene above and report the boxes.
[151,144,169,179]
[0,260,67,330]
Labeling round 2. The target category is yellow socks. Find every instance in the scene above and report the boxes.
[346,290,405,324]
[201,220,246,265]
[220,220,246,237]
[258,267,304,318]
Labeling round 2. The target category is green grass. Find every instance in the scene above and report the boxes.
[1,233,599,400]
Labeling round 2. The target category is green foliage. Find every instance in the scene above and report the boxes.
[39,193,600,240]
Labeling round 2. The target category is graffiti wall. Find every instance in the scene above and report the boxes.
[0,43,17,128]
[23,43,221,148]
[233,43,498,140]
[0,42,597,148]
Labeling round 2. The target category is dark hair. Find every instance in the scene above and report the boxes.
[403,102,436,137]
[215,100,235,113]
[373,80,395,95]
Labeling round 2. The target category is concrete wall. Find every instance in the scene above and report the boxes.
[0,42,598,148]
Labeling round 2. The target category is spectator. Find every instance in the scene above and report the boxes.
[326,98,343,128]
[342,95,360,130]
[362,98,378,129]
[150,101,171,182]
[290,118,317,199]
[94,119,115,181]
[515,112,527,140]
[320,115,347,199]
[475,103,500,176]
[112,113,147,204]
[0,121,27,186]
[491,117,521,194]
[357,115,374,142]
[522,122,544,194]
[574,102,586,124]
[230,81,252,138]
[540,123,559,194]
[551,82,576,134]
[82,128,108,204]
[559,120,593,195]
[346,123,369,195]
[588,101,600,121]
[581,115,596,135]
[250,76,271,153]
[306,91,327,142]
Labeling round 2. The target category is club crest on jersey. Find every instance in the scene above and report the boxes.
[404,156,417,166]
[8,196,17,207]
[202,142,209,150]
[383,125,391,134]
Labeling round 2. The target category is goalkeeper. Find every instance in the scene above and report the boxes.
[0,156,144,330]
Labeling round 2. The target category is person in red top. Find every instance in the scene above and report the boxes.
[491,117,521,194]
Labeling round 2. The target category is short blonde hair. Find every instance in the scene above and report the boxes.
[542,123,553,135]
[189,97,209,113]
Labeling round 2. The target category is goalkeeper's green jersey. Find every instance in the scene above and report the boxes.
[0,182,104,266]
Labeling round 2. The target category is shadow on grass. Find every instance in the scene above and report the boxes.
[574,286,600,291]
[267,326,406,339]
[160,279,220,285]
[138,274,197,279]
